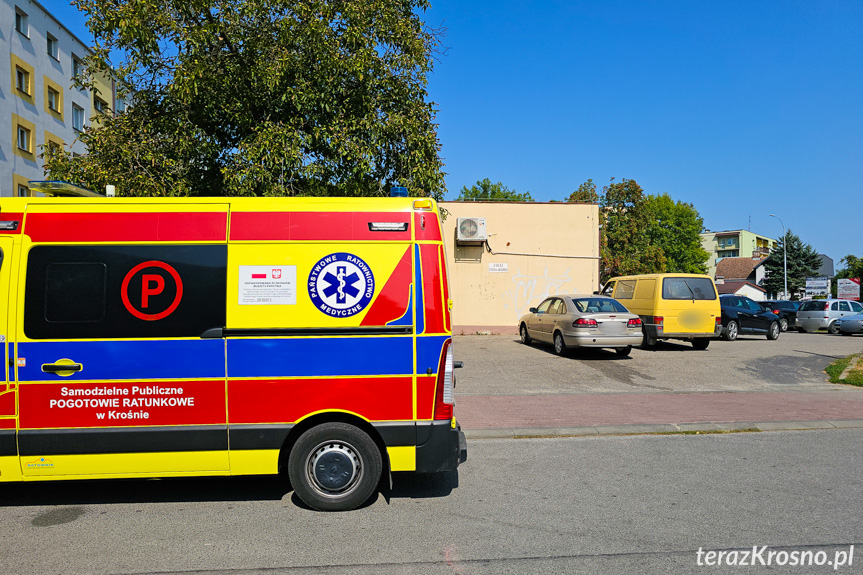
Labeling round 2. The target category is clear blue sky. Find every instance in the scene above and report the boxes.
[51,0,862,267]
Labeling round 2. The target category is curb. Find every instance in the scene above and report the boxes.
[463,419,863,439]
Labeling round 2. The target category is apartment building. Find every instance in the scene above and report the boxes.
[1,0,117,196]
[700,229,776,278]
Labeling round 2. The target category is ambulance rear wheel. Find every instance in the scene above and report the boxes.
[288,422,382,511]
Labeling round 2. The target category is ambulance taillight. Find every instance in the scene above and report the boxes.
[433,339,454,420]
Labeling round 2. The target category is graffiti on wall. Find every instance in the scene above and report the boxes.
[503,267,573,320]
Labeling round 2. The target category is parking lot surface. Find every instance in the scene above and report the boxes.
[453,331,863,396]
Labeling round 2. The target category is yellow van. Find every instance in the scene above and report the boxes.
[600,274,721,350]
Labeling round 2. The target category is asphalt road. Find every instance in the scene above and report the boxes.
[1,430,861,575]
[453,331,863,395]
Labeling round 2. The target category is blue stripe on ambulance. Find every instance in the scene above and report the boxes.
[17,340,225,381]
[226,336,414,378]
[414,244,424,335]
[386,285,414,327]
[416,335,449,376]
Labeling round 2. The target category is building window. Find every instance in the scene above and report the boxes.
[94,96,108,114]
[17,184,29,197]
[47,87,60,112]
[72,55,83,80]
[15,67,30,95]
[72,104,85,131]
[17,126,31,152]
[15,8,29,37]
[47,34,60,60]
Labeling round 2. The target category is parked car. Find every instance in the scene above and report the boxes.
[719,295,781,341]
[758,300,800,332]
[836,313,863,335]
[518,294,644,356]
[795,299,863,334]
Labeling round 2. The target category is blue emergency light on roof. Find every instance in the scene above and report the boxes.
[390,186,408,197]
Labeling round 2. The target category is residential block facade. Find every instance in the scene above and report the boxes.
[1,0,117,197]
[700,229,776,278]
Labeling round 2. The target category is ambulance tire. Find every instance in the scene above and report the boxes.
[288,422,382,512]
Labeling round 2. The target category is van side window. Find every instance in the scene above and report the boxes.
[601,281,615,296]
[616,280,635,299]
[25,245,227,339]
[634,279,655,299]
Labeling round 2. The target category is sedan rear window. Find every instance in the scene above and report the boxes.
[661,278,716,300]
[573,298,629,313]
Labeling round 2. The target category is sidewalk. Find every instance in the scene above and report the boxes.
[456,389,863,438]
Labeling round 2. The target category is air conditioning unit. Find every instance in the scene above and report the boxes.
[457,217,487,242]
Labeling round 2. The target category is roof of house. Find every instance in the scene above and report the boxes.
[715,257,766,281]
[716,281,767,294]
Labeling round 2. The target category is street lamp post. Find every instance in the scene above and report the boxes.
[769,214,788,300]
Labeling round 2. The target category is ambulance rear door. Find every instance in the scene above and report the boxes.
[0,236,19,480]
[15,203,230,478]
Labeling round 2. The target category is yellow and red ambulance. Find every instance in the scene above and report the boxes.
[0,191,465,510]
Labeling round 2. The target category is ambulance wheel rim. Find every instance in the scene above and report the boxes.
[307,441,363,496]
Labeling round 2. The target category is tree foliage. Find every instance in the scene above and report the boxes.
[566,179,599,203]
[567,179,709,281]
[45,0,446,198]
[643,193,709,274]
[568,178,664,280]
[762,230,822,298]
[456,178,533,202]
[836,254,863,280]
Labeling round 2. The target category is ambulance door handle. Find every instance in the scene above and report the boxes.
[42,362,83,374]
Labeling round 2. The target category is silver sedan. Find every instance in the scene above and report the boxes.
[836,313,863,335]
[518,294,644,356]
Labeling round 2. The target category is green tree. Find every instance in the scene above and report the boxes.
[836,254,863,280]
[643,193,709,274]
[566,179,599,203]
[44,0,445,198]
[577,178,666,280]
[456,178,533,201]
[762,231,822,298]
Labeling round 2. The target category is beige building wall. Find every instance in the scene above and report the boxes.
[440,201,600,333]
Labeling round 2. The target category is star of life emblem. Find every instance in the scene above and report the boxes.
[308,253,375,317]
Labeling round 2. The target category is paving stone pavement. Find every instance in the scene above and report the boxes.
[456,390,863,437]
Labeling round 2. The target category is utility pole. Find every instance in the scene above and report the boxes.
[769,214,788,300]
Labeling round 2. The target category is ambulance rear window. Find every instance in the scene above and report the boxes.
[25,245,227,339]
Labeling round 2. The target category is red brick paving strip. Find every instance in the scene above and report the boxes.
[456,391,863,429]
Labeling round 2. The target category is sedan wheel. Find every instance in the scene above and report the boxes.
[779,318,788,332]
[827,321,839,335]
[767,321,780,340]
[553,332,567,356]
[723,320,738,341]
[615,346,632,357]
[520,323,532,345]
